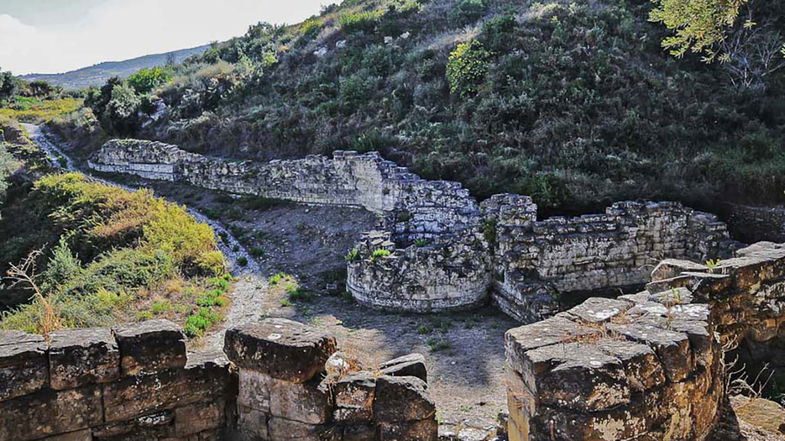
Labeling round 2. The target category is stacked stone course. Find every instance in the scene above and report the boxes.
[505,241,785,441]
[89,140,734,320]
[0,319,233,441]
[1,317,436,441]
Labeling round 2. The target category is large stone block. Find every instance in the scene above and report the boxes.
[379,353,427,382]
[267,417,328,441]
[333,372,375,422]
[0,385,102,441]
[38,431,92,441]
[92,410,175,441]
[113,320,186,376]
[103,355,231,423]
[0,330,48,401]
[174,400,226,437]
[373,375,436,423]
[49,327,120,390]
[378,419,438,441]
[237,369,331,424]
[224,318,337,383]
[237,405,269,441]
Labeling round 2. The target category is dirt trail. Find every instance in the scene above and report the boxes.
[23,124,267,352]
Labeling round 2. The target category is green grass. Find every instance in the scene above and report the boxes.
[0,97,82,123]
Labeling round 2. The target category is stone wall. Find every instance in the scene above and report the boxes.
[1,318,437,441]
[504,241,785,441]
[89,140,735,319]
[0,320,233,441]
[483,194,735,322]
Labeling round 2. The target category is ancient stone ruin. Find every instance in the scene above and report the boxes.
[505,241,785,441]
[0,318,436,441]
[89,140,736,321]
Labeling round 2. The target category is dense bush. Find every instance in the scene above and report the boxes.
[446,40,491,97]
[127,67,173,94]
[0,173,227,332]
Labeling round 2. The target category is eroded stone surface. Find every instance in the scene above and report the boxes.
[225,318,337,383]
[48,327,120,390]
[379,353,427,382]
[113,320,186,376]
[0,330,48,401]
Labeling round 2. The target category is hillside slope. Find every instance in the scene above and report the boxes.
[55,0,785,213]
[21,44,211,89]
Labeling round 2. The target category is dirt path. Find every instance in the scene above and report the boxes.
[23,124,268,352]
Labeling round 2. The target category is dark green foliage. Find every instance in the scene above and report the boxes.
[127,67,173,94]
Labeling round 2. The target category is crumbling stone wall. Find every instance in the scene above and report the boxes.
[224,318,437,441]
[89,140,733,319]
[0,320,233,441]
[505,241,785,441]
[0,318,437,441]
[483,194,734,322]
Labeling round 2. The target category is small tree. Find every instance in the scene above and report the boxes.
[127,67,173,94]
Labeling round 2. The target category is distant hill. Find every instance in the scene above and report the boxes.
[20,44,212,89]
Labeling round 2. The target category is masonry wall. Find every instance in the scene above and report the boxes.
[89,140,734,319]
[0,320,233,441]
[504,241,785,441]
[0,318,437,441]
[483,194,735,322]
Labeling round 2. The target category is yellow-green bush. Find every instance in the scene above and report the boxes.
[446,40,491,98]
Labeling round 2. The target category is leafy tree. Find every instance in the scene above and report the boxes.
[127,67,173,94]
[0,145,18,213]
[649,0,748,60]
[26,80,61,99]
[0,69,18,103]
[446,40,491,98]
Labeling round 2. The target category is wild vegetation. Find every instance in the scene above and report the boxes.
[0,69,83,123]
[48,0,785,215]
[0,170,228,335]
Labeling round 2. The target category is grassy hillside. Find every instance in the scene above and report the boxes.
[0,132,229,336]
[21,45,211,90]
[53,0,785,213]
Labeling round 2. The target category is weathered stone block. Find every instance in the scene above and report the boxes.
[103,356,231,423]
[224,319,336,383]
[333,372,375,422]
[267,417,326,441]
[113,320,186,376]
[237,370,331,424]
[0,385,102,441]
[379,353,427,382]
[49,327,120,390]
[38,430,92,441]
[0,330,48,403]
[608,323,694,382]
[373,375,436,423]
[237,405,269,441]
[92,410,175,440]
[174,400,226,437]
[342,424,376,441]
[378,419,438,441]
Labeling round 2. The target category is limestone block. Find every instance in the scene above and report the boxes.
[103,355,231,423]
[113,320,186,376]
[333,372,375,422]
[607,323,694,382]
[0,330,48,401]
[378,419,438,441]
[379,353,427,382]
[224,318,337,383]
[596,340,665,391]
[0,385,102,441]
[237,369,331,424]
[174,400,226,437]
[267,417,327,441]
[38,430,92,441]
[237,405,269,440]
[92,410,175,440]
[373,375,436,423]
[48,327,120,390]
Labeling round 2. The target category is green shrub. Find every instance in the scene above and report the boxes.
[237,256,248,267]
[450,0,488,25]
[371,249,391,261]
[338,10,383,33]
[127,67,173,94]
[150,300,172,315]
[446,40,491,98]
[345,249,360,262]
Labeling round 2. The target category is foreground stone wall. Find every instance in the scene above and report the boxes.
[1,318,436,441]
[505,241,785,441]
[89,140,734,318]
[0,320,233,441]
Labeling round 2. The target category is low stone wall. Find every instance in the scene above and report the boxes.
[504,241,785,441]
[0,320,233,441]
[224,318,437,441]
[89,140,479,236]
[1,318,436,441]
[89,140,735,318]
[346,231,492,312]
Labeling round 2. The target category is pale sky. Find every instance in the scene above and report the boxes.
[0,0,327,75]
